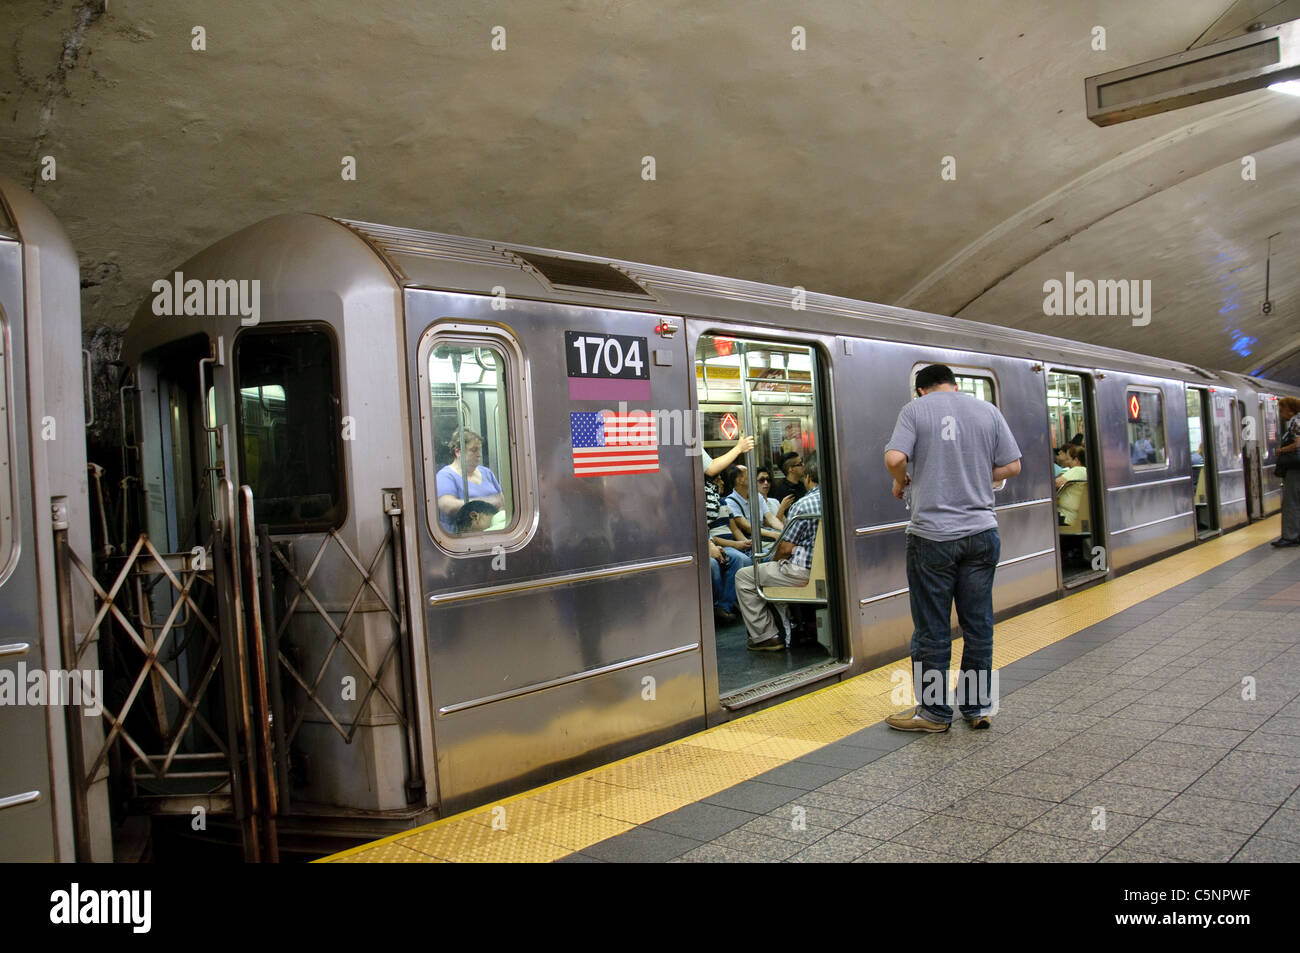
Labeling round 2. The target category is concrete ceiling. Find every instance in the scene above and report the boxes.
[3,0,1299,381]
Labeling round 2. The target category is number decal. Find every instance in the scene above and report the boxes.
[564,331,651,382]
[624,339,644,375]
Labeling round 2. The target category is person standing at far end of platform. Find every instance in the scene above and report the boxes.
[883,364,1022,732]
[1272,397,1300,548]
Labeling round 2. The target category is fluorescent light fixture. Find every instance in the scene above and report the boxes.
[1085,20,1300,125]
[1270,79,1300,95]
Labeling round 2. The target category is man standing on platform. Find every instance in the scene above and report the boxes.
[882,364,1022,731]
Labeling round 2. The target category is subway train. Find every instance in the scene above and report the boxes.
[3,173,1298,860]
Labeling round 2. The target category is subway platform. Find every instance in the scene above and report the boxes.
[323,517,1300,864]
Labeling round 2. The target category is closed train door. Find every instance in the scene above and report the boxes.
[1045,369,1106,587]
[693,332,841,709]
[408,295,703,814]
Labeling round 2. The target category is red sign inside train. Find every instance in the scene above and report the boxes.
[1129,394,1140,419]
[720,412,739,440]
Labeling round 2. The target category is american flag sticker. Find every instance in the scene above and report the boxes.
[570,411,659,477]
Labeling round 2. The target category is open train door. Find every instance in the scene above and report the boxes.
[55,331,276,860]
[1186,386,1221,538]
[694,332,843,710]
[1045,368,1107,588]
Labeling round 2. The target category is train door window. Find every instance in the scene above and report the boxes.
[907,365,997,405]
[1047,371,1102,586]
[1186,388,1218,536]
[233,326,346,532]
[1126,387,1167,469]
[696,333,838,703]
[1263,397,1279,467]
[420,326,534,554]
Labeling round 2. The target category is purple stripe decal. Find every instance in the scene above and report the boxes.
[568,377,651,401]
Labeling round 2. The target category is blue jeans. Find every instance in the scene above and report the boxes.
[905,528,1000,723]
[710,546,752,613]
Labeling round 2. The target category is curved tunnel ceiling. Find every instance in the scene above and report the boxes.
[1,0,1298,380]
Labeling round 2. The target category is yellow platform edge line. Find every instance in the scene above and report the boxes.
[321,516,1280,863]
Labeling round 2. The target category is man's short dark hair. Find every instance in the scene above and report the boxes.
[779,451,803,469]
[915,364,957,394]
[454,499,499,533]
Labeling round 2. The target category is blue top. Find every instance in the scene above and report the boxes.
[436,464,503,533]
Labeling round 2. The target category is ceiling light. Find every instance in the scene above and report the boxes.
[1085,20,1300,124]
[1270,79,1300,95]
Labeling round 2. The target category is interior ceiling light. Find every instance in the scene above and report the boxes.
[1085,20,1300,125]
[1271,79,1300,94]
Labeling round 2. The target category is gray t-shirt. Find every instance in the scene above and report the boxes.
[885,391,1021,541]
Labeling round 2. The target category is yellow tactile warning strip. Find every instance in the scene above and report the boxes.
[322,516,1282,863]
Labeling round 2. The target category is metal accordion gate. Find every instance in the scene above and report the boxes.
[54,481,423,861]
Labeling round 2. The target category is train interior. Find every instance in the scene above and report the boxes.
[1046,370,1106,587]
[695,333,836,703]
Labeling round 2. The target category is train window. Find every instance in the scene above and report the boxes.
[419,324,534,554]
[1126,387,1168,469]
[908,365,997,404]
[234,326,347,532]
[1263,397,1279,464]
[1047,372,1087,449]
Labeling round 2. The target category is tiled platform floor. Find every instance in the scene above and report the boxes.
[564,542,1300,863]
[325,520,1300,863]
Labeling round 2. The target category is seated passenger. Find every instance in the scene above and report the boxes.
[724,464,784,541]
[1052,446,1071,478]
[436,428,505,533]
[454,499,499,534]
[706,470,752,623]
[1131,428,1156,465]
[770,451,807,504]
[1055,445,1088,525]
[756,466,794,526]
[735,466,821,651]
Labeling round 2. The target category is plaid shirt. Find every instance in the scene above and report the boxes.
[783,486,821,571]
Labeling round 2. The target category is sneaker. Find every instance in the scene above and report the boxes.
[964,714,992,729]
[747,635,786,651]
[884,706,949,732]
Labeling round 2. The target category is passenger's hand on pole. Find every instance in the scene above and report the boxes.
[735,434,755,455]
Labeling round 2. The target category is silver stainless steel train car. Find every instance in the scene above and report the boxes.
[8,199,1299,860]
[0,175,110,861]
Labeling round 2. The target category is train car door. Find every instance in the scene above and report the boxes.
[695,333,841,707]
[1261,394,1283,516]
[1241,397,1262,520]
[1045,370,1105,587]
[1186,386,1220,538]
